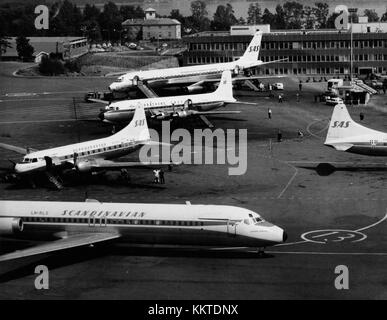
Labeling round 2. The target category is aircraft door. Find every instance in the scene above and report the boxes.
[88,214,107,227]
[227,220,237,237]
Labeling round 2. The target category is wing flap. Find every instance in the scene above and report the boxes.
[0,232,120,262]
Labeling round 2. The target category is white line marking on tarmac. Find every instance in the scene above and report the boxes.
[265,251,387,256]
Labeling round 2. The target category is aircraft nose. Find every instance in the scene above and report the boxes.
[98,111,105,121]
[14,164,23,174]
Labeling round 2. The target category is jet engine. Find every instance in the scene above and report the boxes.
[184,85,204,94]
[154,112,170,120]
[0,217,24,235]
[75,160,95,173]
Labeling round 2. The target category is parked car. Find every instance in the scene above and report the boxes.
[326,96,343,106]
[271,82,284,90]
[128,43,137,50]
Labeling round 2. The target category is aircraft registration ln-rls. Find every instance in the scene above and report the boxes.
[325,104,387,156]
[100,70,254,126]
[0,106,172,189]
[108,31,284,93]
[0,200,287,261]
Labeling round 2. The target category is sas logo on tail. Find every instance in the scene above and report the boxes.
[248,45,260,52]
[332,121,350,128]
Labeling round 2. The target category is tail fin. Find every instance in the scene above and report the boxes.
[325,104,382,148]
[237,31,262,66]
[213,70,235,102]
[112,105,150,142]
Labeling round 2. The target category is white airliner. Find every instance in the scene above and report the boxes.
[325,104,387,156]
[0,199,287,261]
[108,31,274,93]
[0,106,169,188]
[100,70,247,124]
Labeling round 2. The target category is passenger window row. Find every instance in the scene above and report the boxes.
[23,217,205,226]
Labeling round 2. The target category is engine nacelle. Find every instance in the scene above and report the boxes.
[155,112,170,120]
[174,110,189,118]
[75,160,94,173]
[185,85,204,94]
[0,217,24,235]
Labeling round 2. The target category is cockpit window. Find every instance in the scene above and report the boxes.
[23,158,30,163]
[32,158,37,163]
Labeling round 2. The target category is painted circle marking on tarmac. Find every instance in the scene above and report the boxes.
[301,229,367,244]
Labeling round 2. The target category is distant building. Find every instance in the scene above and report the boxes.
[183,26,387,77]
[122,7,181,41]
[1,37,88,61]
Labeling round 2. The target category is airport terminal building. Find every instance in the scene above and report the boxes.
[182,23,387,78]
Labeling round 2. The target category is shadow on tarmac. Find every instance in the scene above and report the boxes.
[0,244,274,283]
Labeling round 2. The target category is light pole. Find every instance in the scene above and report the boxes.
[348,8,358,82]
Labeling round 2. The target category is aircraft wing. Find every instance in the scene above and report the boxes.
[88,98,110,104]
[192,110,241,116]
[0,232,121,262]
[0,143,38,155]
[87,159,178,170]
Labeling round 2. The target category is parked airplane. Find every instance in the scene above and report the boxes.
[0,199,287,261]
[100,70,251,126]
[0,106,171,189]
[108,31,281,93]
[325,104,387,156]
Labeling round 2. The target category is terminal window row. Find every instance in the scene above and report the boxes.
[261,54,387,63]
[189,40,387,52]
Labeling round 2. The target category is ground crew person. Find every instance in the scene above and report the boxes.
[360,112,364,121]
[268,108,272,119]
[278,94,283,103]
[153,169,160,184]
[296,93,300,102]
[277,129,282,142]
[299,82,302,91]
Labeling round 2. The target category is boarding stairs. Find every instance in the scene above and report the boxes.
[353,80,378,95]
[45,171,64,190]
[137,81,158,98]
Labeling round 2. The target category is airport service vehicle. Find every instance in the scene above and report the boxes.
[100,70,250,125]
[0,200,287,261]
[0,106,170,189]
[325,104,387,156]
[108,31,284,93]
[271,82,284,90]
[326,97,343,106]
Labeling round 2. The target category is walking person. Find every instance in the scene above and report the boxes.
[278,94,283,103]
[159,168,165,184]
[296,93,300,102]
[268,108,272,119]
[299,82,302,91]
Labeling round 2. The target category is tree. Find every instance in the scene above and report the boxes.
[189,0,210,32]
[274,4,286,29]
[16,36,34,61]
[98,2,123,42]
[326,12,340,29]
[83,4,100,21]
[262,8,275,26]
[382,10,387,22]
[303,6,316,29]
[51,0,83,36]
[283,1,304,29]
[120,5,144,20]
[247,3,262,24]
[314,2,329,28]
[0,35,12,60]
[363,9,379,22]
[211,4,237,31]
[236,17,246,25]
[169,9,184,22]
